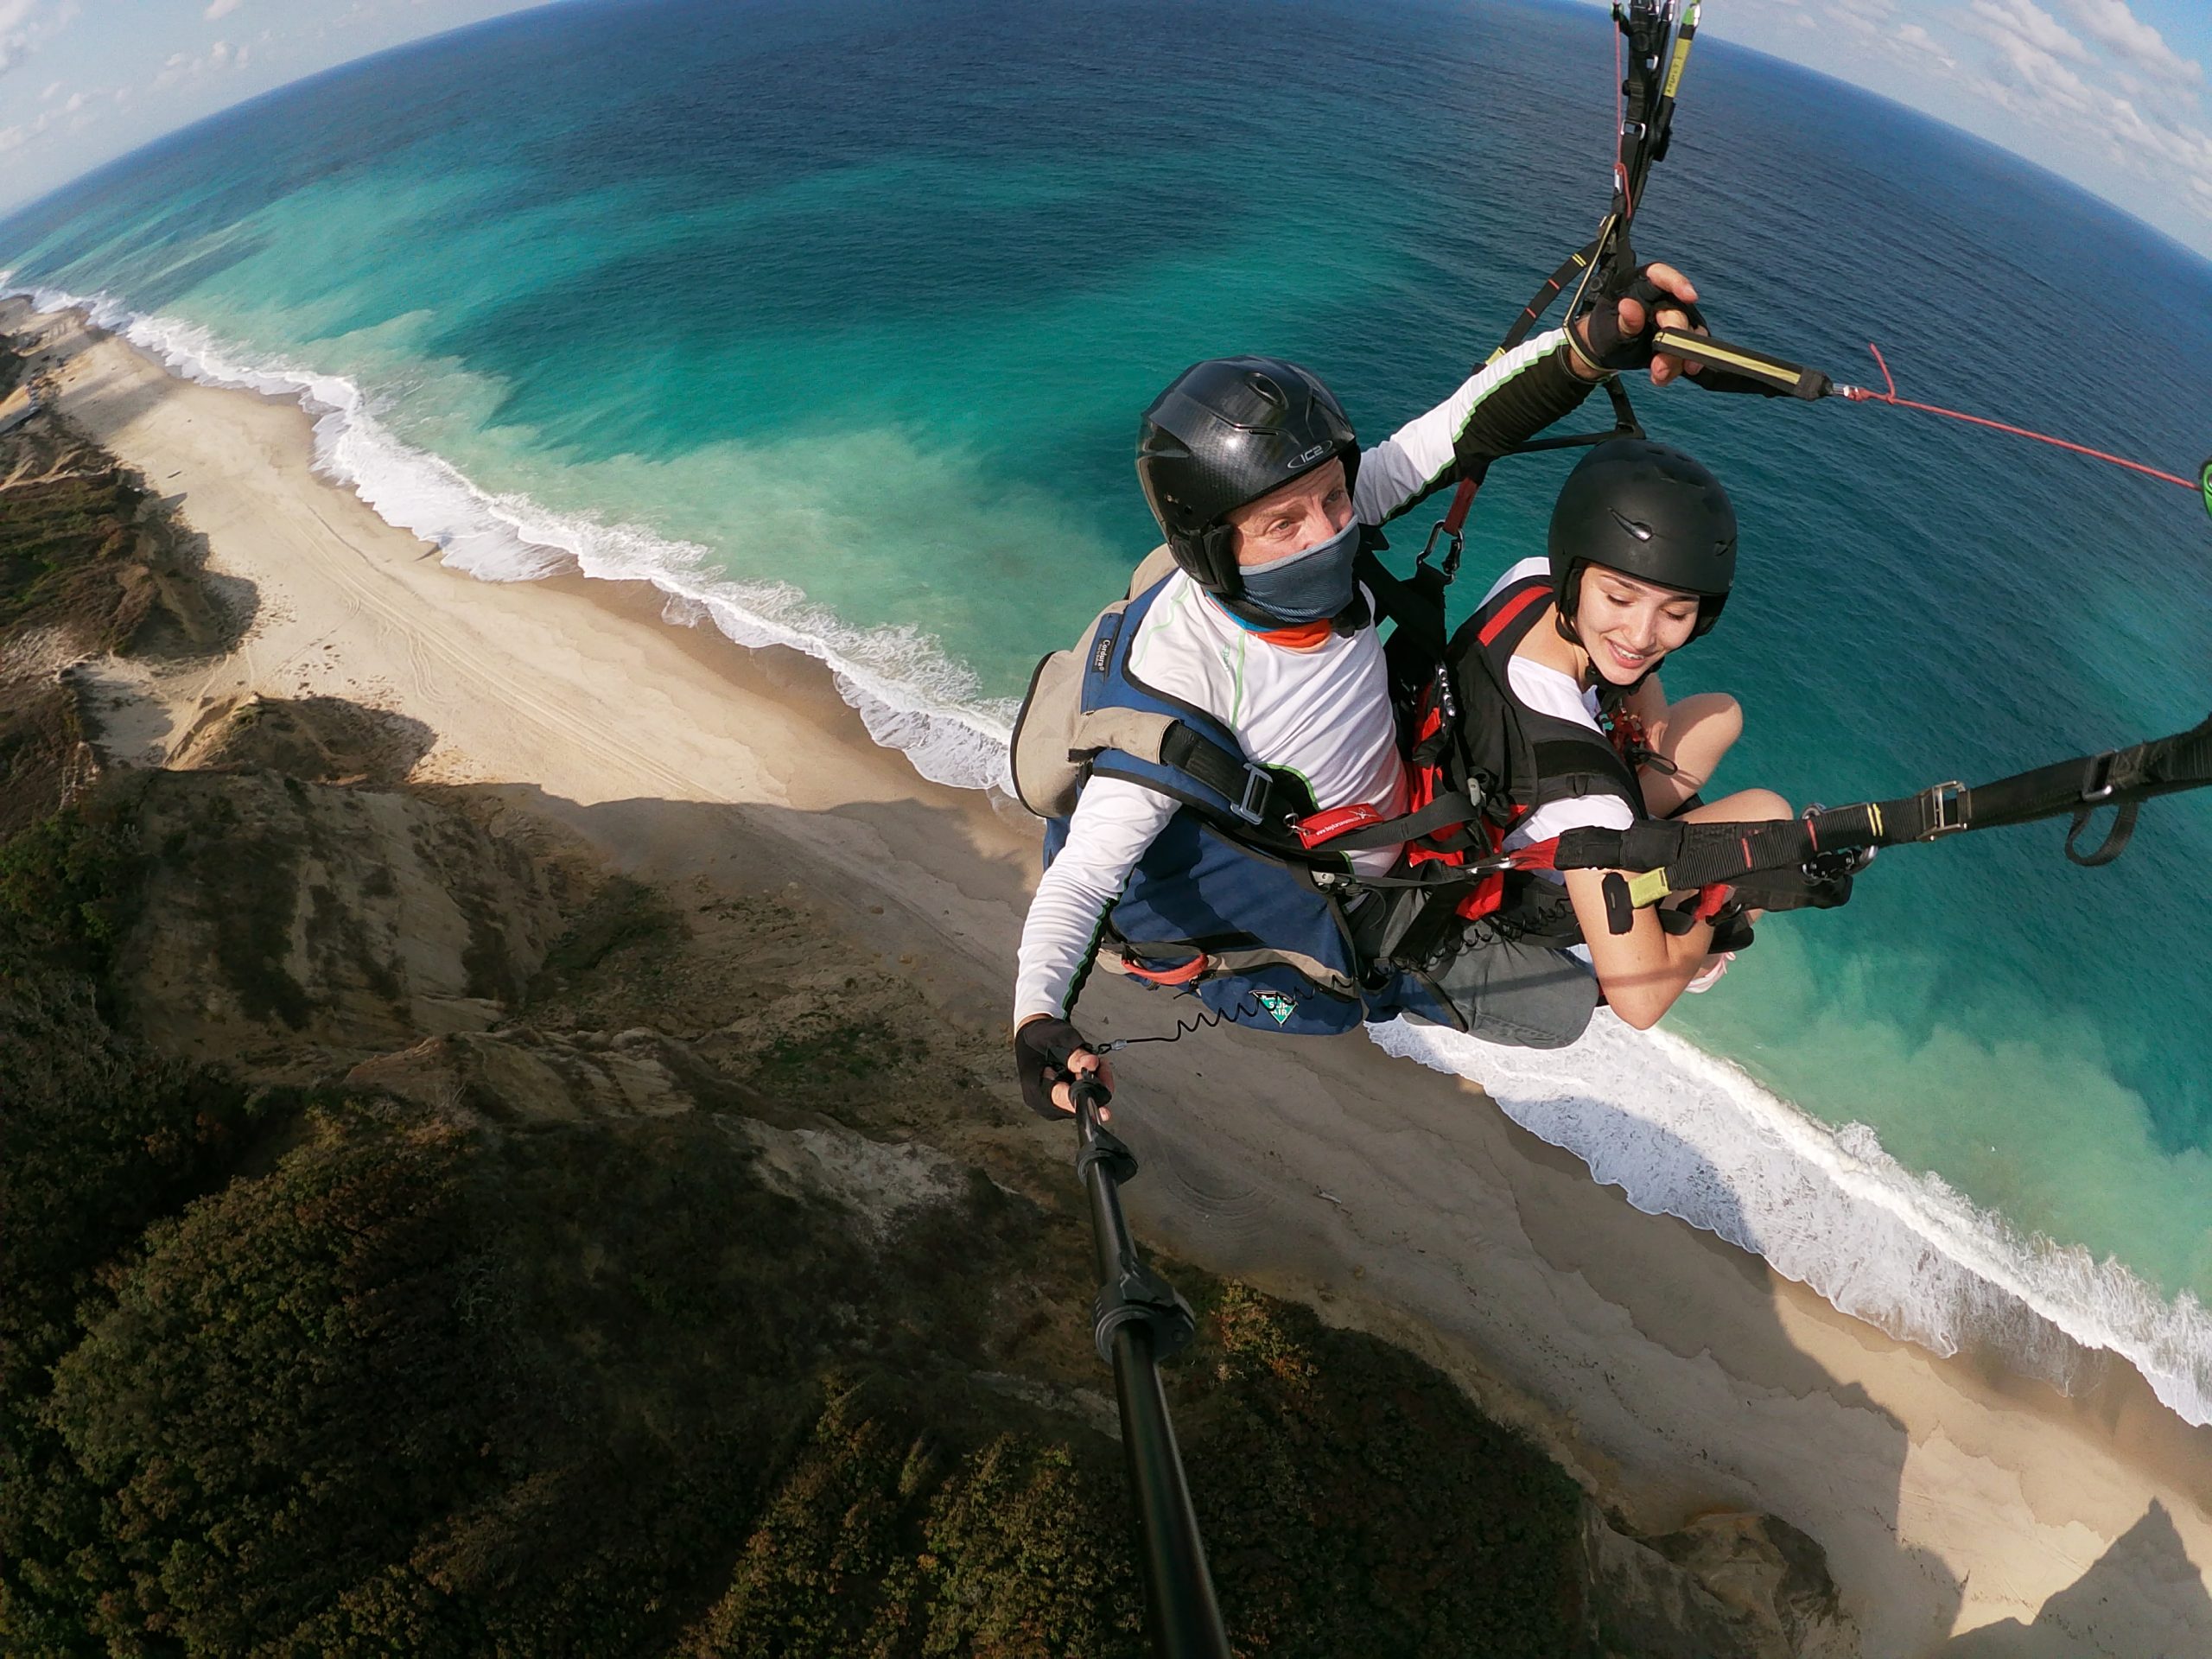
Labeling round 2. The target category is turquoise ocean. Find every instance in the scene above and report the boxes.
[8,0,2212,1418]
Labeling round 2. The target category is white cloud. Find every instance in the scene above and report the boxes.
[1967,0,2089,64]
[1829,0,1897,38]
[1940,0,2212,225]
[1,0,48,76]
[1897,23,1959,73]
[151,35,251,90]
[204,0,240,18]
[2057,0,2202,85]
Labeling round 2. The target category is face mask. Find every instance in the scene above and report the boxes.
[1236,517,1361,625]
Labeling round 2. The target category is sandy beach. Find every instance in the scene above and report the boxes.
[10,291,2212,1656]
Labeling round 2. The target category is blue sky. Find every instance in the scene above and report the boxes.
[3,0,2210,256]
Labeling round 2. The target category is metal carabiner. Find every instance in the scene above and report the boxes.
[1418,518,1465,583]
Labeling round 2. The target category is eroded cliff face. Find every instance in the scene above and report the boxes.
[112,766,564,1075]
[50,696,1842,1658]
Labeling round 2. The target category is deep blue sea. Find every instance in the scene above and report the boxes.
[8,0,2211,1417]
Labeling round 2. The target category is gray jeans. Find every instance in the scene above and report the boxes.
[1410,919,1599,1050]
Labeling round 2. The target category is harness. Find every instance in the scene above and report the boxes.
[1414,570,1648,947]
[1018,550,1659,1037]
[1026,563,1466,1037]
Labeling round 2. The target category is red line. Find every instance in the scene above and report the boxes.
[1844,343,2194,492]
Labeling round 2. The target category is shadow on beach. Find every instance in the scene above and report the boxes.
[1936,1499,2211,1656]
[470,782,2000,1650]
[538,780,2212,1655]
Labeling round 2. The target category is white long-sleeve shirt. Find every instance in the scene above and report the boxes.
[1014,331,1578,1024]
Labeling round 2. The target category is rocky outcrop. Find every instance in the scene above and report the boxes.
[346,1023,975,1245]
[345,1024,772,1125]
[1583,1503,1855,1659]
[170,693,433,785]
[116,768,563,1074]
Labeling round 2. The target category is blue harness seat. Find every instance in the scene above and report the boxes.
[1040,577,1456,1036]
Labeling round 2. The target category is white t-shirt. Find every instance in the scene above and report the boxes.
[1483,558,1638,873]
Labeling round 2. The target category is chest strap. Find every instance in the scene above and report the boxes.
[1154,721,1478,860]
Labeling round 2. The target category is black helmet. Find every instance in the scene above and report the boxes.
[1548,437,1737,639]
[1135,356,1360,601]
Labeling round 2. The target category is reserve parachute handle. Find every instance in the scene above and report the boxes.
[1535,710,2212,911]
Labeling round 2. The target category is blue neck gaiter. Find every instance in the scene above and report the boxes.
[1234,518,1362,626]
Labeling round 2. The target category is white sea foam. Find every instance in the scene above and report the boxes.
[11,275,2209,1427]
[2,277,1017,794]
[1370,1014,2212,1424]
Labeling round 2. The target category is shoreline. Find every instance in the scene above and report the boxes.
[11,291,2212,1651]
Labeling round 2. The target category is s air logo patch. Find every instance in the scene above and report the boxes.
[1255,991,1296,1027]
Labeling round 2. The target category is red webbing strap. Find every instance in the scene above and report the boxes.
[1441,475,1477,536]
[1476,579,1551,646]
[1292,791,1481,853]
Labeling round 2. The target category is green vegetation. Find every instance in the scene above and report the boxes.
[0,454,146,643]
[0,766,1587,1656]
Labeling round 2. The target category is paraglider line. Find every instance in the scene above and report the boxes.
[1841,343,2196,493]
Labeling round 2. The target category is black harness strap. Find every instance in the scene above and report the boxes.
[1154,719,1482,862]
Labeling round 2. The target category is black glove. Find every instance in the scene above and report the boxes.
[1577,263,1709,373]
[1577,263,1798,397]
[1014,1016,1092,1119]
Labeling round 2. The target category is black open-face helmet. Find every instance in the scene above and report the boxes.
[1548,437,1737,639]
[1135,356,1359,602]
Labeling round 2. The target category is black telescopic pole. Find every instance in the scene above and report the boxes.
[1070,1080,1230,1659]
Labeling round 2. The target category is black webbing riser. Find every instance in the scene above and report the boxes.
[1548,714,2212,891]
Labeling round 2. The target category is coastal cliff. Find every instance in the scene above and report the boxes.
[0,344,1844,1656]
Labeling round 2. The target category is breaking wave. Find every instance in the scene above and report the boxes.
[1370,1014,2212,1425]
[3,278,1016,793]
[10,276,2209,1430]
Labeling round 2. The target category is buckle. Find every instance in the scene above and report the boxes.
[2081,752,2116,803]
[1921,780,1968,836]
[1231,764,1273,825]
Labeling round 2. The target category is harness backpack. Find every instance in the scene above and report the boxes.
[1008,550,1651,1036]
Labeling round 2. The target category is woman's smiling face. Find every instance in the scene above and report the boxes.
[1573,563,1702,684]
